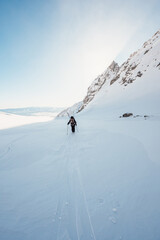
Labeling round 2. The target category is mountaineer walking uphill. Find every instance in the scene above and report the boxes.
[67,116,77,133]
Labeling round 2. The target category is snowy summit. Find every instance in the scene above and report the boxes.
[59,30,160,116]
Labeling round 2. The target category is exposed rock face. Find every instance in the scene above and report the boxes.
[57,101,83,117]
[79,30,160,112]
[117,30,160,86]
[122,113,133,118]
[109,60,120,72]
[137,71,143,77]
[58,29,160,117]
[78,61,119,112]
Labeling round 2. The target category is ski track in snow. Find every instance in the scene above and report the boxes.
[71,136,97,240]
[1,30,160,240]
[0,118,160,240]
[52,133,96,240]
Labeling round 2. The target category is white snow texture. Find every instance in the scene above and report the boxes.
[0,30,160,240]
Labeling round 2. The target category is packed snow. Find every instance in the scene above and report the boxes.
[0,112,54,130]
[0,107,63,117]
[0,30,160,240]
[0,112,160,240]
[0,107,63,130]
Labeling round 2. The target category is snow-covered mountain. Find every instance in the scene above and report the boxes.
[78,61,119,112]
[84,29,160,117]
[59,30,160,116]
[57,61,119,117]
[57,102,82,117]
[0,30,160,240]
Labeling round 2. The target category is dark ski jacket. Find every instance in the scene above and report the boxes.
[67,117,77,127]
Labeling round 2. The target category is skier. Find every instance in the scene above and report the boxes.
[67,116,77,133]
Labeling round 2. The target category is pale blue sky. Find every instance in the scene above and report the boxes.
[0,0,160,108]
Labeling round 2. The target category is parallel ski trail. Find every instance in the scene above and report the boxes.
[65,133,97,240]
[52,137,71,240]
[52,132,97,240]
[53,135,79,240]
[74,135,97,240]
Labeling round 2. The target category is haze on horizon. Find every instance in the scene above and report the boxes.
[0,0,160,109]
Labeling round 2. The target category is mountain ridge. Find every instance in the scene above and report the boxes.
[58,29,160,117]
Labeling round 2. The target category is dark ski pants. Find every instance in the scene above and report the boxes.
[71,126,75,133]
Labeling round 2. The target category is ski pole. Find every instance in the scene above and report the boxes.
[76,125,79,133]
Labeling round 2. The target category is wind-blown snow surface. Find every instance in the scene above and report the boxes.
[0,107,63,130]
[0,112,54,130]
[0,112,160,240]
[1,30,160,239]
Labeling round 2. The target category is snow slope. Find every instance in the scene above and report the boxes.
[0,112,54,130]
[60,30,160,116]
[84,30,160,117]
[0,107,63,116]
[57,102,83,117]
[0,30,160,240]
[78,61,119,112]
[0,115,160,240]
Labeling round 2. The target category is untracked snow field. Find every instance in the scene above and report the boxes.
[0,112,54,130]
[0,113,160,240]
